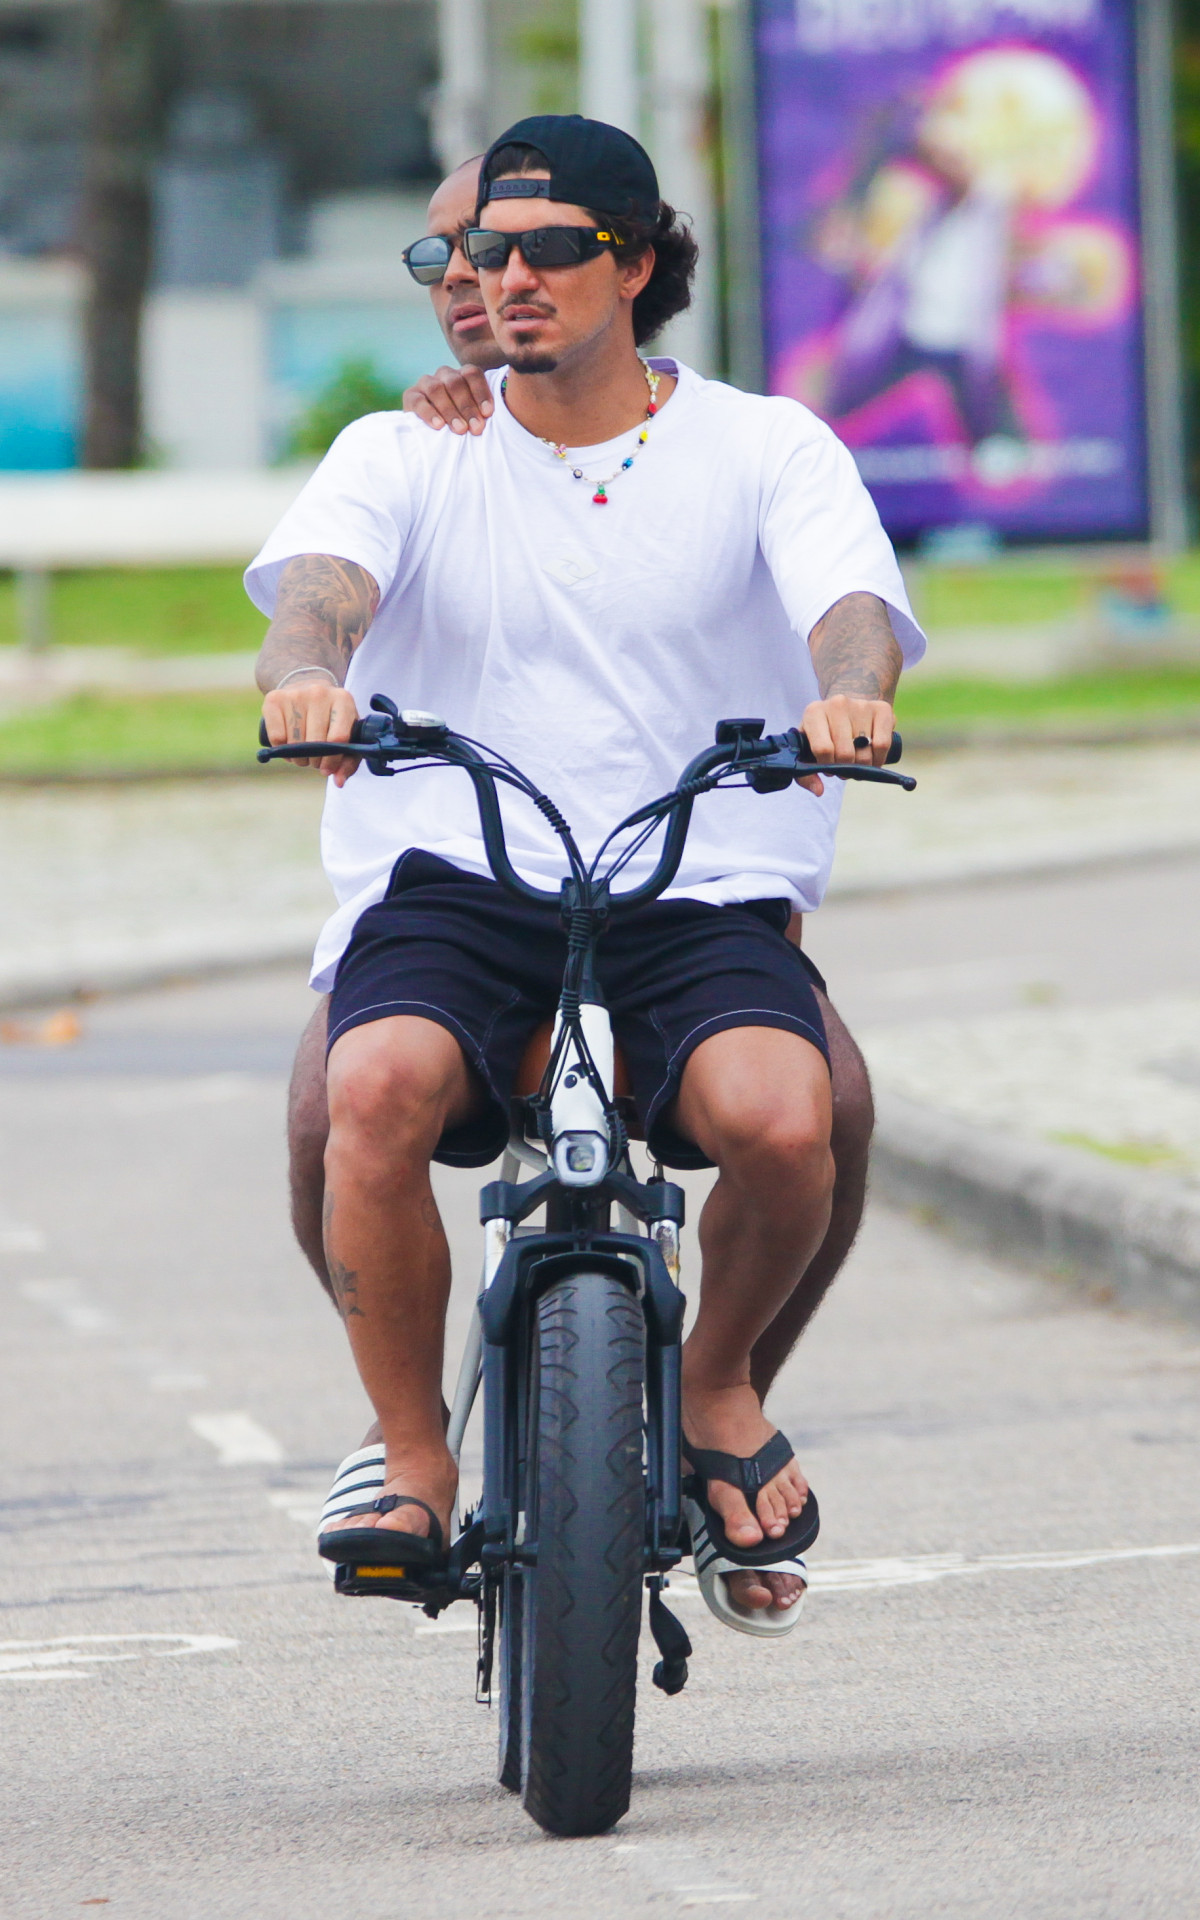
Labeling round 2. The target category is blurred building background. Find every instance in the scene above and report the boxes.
[0,0,730,472]
[0,0,1193,543]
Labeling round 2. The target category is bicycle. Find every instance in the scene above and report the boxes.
[259,702,914,1836]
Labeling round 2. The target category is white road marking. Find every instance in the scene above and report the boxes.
[0,1224,45,1253]
[392,1542,1200,1639]
[111,1074,255,1118]
[265,1489,325,1528]
[0,1632,237,1682]
[610,1845,755,1907]
[189,1411,285,1465]
[665,1543,1200,1600]
[19,1279,114,1334]
[810,1542,1200,1592]
[148,1370,208,1392]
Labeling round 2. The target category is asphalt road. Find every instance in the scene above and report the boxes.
[2,864,1199,1919]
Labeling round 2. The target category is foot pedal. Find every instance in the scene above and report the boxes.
[334,1562,429,1601]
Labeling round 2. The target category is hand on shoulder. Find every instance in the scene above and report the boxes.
[403,365,495,437]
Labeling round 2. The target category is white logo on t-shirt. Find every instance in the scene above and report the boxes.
[542,545,599,588]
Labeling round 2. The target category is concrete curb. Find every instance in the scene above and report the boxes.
[871,1091,1200,1323]
[0,932,319,1013]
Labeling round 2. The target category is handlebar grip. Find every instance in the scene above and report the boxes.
[794,728,902,764]
[258,716,369,750]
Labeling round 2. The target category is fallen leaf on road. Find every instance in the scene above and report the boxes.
[0,1009,82,1047]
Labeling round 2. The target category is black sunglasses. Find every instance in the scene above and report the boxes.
[463,226,617,271]
[402,234,461,286]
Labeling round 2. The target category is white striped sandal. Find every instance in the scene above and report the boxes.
[682,1432,819,1640]
[315,1445,447,1571]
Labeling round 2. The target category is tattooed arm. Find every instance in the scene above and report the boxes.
[798,591,903,793]
[256,554,381,786]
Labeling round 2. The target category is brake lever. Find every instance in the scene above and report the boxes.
[745,729,914,793]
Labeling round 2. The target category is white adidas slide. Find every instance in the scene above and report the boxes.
[317,1444,386,1541]
[686,1492,808,1637]
[682,1431,818,1640]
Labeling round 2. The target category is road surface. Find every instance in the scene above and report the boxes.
[2,864,1199,1917]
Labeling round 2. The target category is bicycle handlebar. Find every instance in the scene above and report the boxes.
[256,701,915,911]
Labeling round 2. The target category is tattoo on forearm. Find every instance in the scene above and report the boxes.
[809,591,903,702]
[256,554,380,692]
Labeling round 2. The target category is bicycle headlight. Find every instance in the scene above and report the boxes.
[553,1130,607,1187]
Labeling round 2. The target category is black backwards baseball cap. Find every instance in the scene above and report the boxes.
[476,114,661,225]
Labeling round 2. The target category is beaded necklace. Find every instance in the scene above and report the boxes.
[501,361,660,505]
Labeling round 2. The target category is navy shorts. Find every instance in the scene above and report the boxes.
[327,849,829,1171]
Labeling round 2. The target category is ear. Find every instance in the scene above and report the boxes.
[617,244,655,304]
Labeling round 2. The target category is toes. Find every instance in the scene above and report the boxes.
[762,1570,807,1609]
[723,1570,773,1611]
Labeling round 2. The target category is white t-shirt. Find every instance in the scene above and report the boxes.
[245,359,924,991]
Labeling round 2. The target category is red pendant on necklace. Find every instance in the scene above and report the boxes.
[593,486,608,504]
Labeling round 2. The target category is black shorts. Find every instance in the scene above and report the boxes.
[327,849,829,1171]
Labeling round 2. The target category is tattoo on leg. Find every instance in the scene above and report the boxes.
[328,1258,365,1320]
[420,1194,441,1232]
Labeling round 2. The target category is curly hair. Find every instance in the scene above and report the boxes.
[480,143,697,347]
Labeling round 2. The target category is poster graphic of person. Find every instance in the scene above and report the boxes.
[758,3,1149,542]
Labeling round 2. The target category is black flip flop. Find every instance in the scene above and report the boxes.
[682,1432,819,1568]
[317,1494,446,1567]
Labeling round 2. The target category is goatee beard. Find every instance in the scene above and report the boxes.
[505,349,560,374]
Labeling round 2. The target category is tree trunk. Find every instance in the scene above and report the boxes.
[80,0,166,469]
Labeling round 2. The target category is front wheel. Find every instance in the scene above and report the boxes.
[521,1271,646,1836]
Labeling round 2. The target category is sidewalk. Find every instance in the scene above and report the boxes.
[863,1004,1200,1324]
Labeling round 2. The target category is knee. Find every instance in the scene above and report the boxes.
[326,1032,450,1169]
[711,1096,835,1200]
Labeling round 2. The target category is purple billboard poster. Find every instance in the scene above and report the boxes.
[756,0,1152,543]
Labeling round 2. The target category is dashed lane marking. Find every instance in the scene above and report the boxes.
[110,1074,256,1118]
[266,1489,325,1528]
[0,1633,238,1682]
[658,1543,1200,1601]
[809,1542,1200,1592]
[19,1279,114,1334]
[189,1411,285,1465]
[0,1224,45,1253]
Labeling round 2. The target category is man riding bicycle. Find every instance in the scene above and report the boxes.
[251,115,924,1632]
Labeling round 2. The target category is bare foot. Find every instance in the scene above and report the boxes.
[683,1379,809,1614]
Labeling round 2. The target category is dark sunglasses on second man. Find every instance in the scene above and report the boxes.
[463,225,617,271]
[402,234,460,286]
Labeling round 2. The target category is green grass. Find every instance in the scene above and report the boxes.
[0,567,264,654]
[4,550,1200,657]
[1049,1131,1188,1169]
[897,664,1200,737]
[910,549,1200,629]
[0,689,266,775]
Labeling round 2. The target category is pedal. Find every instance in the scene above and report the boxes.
[333,1562,430,1601]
